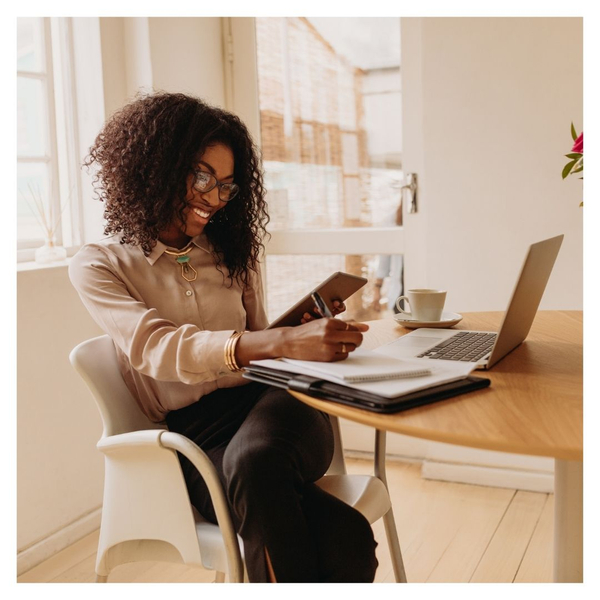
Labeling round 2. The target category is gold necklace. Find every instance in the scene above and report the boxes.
[164,243,198,282]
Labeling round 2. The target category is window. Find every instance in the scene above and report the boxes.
[17,18,81,258]
[254,17,404,321]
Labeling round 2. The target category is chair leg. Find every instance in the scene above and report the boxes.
[382,508,408,583]
[214,571,226,583]
[96,573,109,583]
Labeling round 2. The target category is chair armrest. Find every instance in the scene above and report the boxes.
[96,429,166,452]
[159,431,244,583]
[97,431,231,508]
[96,429,244,582]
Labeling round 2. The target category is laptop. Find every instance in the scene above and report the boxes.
[379,235,564,370]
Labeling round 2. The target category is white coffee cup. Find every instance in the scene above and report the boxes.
[395,289,447,321]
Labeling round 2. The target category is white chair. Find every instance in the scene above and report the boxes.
[70,334,407,583]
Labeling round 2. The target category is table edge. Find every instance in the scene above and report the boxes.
[289,391,583,462]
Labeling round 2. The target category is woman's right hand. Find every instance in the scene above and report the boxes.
[280,318,369,362]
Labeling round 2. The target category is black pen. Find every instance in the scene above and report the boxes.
[311,291,334,318]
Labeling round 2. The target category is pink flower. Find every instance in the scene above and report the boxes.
[572,132,583,154]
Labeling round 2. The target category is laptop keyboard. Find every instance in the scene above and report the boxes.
[417,331,497,362]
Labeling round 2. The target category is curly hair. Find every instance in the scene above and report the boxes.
[83,91,269,288]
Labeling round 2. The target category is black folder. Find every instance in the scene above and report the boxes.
[243,365,491,414]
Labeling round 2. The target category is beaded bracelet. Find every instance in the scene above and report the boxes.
[224,331,245,372]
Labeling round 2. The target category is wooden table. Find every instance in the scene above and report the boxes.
[290,311,583,582]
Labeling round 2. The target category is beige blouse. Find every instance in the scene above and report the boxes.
[69,233,269,422]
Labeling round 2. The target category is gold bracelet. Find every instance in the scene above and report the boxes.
[229,331,245,372]
[224,334,235,372]
[224,331,245,372]
[224,332,238,372]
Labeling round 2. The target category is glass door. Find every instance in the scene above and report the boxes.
[252,17,405,322]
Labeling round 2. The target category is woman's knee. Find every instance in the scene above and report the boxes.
[223,396,334,487]
[223,438,284,487]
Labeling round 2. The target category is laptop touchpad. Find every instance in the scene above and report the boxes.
[395,336,442,348]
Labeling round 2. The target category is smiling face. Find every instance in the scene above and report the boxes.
[159,143,235,248]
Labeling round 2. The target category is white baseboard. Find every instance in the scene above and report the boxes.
[341,419,555,493]
[421,461,554,493]
[17,507,102,576]
[345,449,421,465]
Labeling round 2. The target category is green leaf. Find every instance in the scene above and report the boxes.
[571,122,578,141]
[572,165,583,174]
[565,153,582,159]
[562,159,576,179]
[580,201,583,207]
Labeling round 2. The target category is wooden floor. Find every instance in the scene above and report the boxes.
[17,459,553,583]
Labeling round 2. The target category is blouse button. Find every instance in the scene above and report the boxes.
[185,290,193,297]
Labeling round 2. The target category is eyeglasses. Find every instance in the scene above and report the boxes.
[192,170,239,202]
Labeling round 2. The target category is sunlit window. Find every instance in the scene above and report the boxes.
[17,18,54,247]
[255,17,403,321]
[17,17,81,257]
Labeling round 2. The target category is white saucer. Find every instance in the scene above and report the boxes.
[393,311,463,329]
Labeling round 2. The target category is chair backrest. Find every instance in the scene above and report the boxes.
[69,335,164,438]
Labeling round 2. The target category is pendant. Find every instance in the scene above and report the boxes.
[176,255,198,282]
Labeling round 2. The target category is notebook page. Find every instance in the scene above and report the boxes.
[280,348,431,382]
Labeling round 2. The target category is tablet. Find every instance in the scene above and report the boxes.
[267,271,368,329]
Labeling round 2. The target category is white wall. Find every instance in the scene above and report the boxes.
[148,17,226,108]
[17,17,228,574]
[17,265,104,570]
[402,17,583,313]
[100,17,227,116]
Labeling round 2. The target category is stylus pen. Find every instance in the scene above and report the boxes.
[311,291,334,318]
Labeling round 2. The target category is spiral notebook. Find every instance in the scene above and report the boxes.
[250,348,476,398]
[280,349,431,383]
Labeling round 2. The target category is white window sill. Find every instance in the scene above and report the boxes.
[17,258,72,273]
[17,245,79,272]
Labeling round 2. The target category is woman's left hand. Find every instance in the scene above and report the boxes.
[300,299,346,324]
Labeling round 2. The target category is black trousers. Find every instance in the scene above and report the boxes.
[166,382,378,583]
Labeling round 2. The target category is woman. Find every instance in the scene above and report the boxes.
[69,92,378,583]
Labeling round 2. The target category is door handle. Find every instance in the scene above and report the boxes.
[401,173,418,214]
